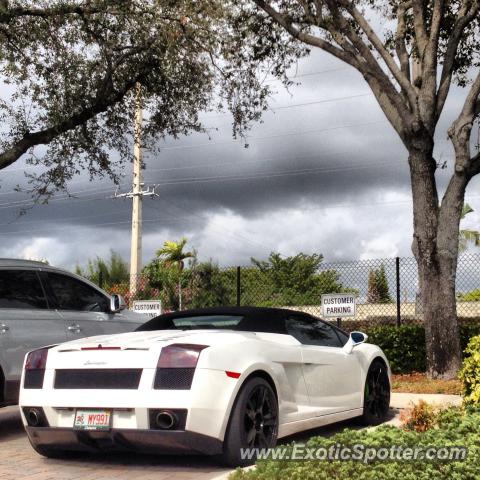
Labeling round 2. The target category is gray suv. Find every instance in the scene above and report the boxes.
[0,259,145,406]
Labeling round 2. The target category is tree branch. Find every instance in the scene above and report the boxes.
[253,0,360,68]
[323,1,416,129]
[460,72,480,119]
[412,0,429,57]
[449,71,480,172]
[0,3,108,22]
[395,1,412,82]
[436,1,480,118]
[255,0,415,141]
[422,0,444,91]
[0,67,149,170]
[344,2,418,109]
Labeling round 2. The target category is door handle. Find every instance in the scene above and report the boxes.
[0,324,9,333]
[67,324,81,333]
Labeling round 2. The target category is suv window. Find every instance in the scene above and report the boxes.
[0,270,48,309]
[46,272,109,312]
[286,315,343,347]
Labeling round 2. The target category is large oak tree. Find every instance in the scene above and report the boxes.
[245,0,480,377]
[0,0,299,199]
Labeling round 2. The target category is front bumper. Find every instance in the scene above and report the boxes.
[26,426,223,455]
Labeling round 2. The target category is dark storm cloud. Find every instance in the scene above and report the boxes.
[0,49,477,268]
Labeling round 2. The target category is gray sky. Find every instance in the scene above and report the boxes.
[1,49,480,271]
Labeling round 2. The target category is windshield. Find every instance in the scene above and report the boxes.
[172,315,243,329]
[138,314,244,331]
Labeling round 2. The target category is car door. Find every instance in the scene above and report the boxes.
[42,271,133,340]
[0,268,67,399]
[285,314,363,416]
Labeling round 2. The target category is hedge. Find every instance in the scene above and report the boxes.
[460,335,480,406]
[349,323,480,374]
[230,407,480,480]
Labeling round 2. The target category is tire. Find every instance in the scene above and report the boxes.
[220,377,278,467]
[360,360,391,426]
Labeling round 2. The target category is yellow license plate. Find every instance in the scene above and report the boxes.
[73,409,112,431]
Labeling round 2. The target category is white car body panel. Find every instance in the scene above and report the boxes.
[19,313,391,456]
[20,330,386,440]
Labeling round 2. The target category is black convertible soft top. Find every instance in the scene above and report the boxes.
[136,306,297,335]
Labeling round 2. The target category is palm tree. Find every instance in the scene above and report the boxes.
[156,238,194,310]
[459,204,480,253]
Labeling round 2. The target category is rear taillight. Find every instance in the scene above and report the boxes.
[24,348,49,389]
[157,344,208,369]
[154,344,208,390]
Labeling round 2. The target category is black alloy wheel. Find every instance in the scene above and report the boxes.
[361,360,391,425]
[221,377,278,467]
[244,383,278,449]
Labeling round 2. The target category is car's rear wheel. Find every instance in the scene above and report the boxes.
[220,376,278,467]
[361,360,390,425]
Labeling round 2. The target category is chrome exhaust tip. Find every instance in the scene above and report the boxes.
[155,411,177,430]
[27,408,40,427]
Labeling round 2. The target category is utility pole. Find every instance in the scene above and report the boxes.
[130,83,143,296]
[111,83,158,296]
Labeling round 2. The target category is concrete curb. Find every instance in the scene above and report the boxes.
[390,392,462,409]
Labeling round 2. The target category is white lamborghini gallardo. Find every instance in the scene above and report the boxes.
[19,307,391,466]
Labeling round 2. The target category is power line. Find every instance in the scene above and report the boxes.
[143,198,287,256]
[0,88,373,179]
[159,119,387,152]
[0,209,128,228]
[0,188,117,211]
[145,158,403,188]
[3,192,480,238]
[143,147,392,174]
[0,154,403,211]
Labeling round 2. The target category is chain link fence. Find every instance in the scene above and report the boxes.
[99,254,480,327]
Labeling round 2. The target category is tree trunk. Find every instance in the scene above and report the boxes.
[419,254,462,378]
[409,143,463,379]
[179,280,182,311]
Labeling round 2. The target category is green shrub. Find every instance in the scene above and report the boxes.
[354,323,480,374]
[365,325,426,373]
[457,289,480,302]
[459,335,480,406]
[460,324,480,353]
[230,408,480,480]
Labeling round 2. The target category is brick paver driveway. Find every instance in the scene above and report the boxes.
[0,407,229,480]
[1,403,402,480]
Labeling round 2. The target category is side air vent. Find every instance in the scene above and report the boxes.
[54,369,142,389]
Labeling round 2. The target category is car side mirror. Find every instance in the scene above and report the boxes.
[110,294,127,313]
[342,331,368,354]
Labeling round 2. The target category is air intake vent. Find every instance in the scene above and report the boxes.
[54,369,142,389]
[154,368,195,390]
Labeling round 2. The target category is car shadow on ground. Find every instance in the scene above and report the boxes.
[0,406,399,469]
[280,407,400,444]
